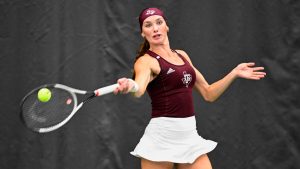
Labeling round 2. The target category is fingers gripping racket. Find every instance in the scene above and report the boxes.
[20,83,119,133]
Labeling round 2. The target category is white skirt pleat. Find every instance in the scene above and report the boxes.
[130,116,217,164]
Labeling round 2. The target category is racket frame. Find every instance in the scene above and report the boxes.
[21,83,119,133]
[38,84,88,133]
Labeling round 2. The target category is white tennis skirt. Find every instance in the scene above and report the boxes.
[130,116,217,164]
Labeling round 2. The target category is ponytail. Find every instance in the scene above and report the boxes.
[132,39,150,79]
[135,39,150,62]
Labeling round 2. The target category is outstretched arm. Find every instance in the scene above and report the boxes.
[177,50,266,102]
[196,62,266,102]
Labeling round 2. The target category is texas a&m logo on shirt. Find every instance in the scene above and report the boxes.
[182,71,192,88]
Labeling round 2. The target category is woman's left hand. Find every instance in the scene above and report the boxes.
[233,62,266,80]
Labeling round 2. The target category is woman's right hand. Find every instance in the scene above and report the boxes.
[114,78,138,94]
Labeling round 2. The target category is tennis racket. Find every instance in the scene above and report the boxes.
[20,83,119,133]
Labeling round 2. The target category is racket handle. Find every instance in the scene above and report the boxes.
[94,84,119,96]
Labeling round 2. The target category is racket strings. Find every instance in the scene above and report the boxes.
[21,88,75,131]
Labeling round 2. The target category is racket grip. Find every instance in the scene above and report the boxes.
[94,84,119,96]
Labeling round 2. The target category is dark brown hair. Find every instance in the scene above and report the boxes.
[133,7,167,79]
[132,39,150,79]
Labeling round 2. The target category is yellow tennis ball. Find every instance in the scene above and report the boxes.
[37,88,52,102]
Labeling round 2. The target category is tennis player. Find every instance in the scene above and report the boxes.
[115,7,266,169]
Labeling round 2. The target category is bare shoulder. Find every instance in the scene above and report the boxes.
[134,54,160,73]
[135,53,157,66]
[174,49,193,63]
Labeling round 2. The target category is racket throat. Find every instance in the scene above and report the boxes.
[82,94,96,104]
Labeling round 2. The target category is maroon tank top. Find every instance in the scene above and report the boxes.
[146,50,196,118]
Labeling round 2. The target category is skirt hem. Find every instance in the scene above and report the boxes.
[130,141,217,164]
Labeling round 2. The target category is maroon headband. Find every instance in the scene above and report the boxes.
[139,8,166,30]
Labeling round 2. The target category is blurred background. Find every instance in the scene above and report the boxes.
[0,0,299,169]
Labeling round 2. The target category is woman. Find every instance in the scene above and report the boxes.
[114,7,266,169]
